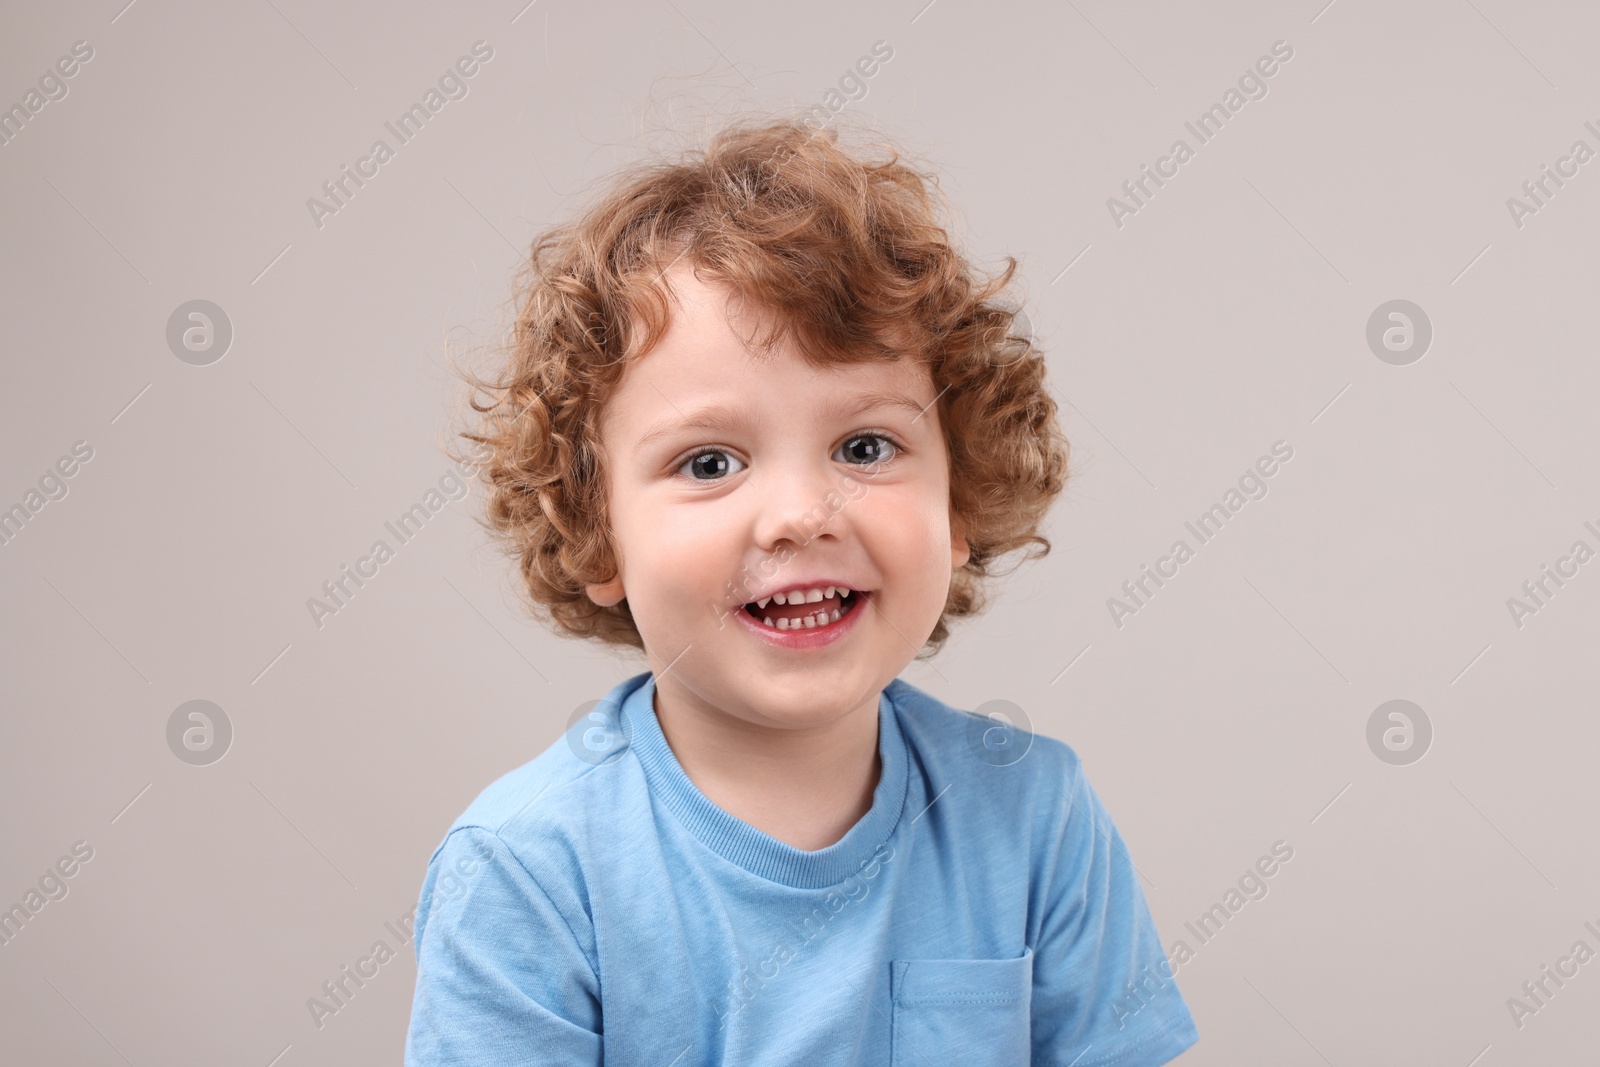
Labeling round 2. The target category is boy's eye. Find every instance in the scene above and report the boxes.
[678,450,746,481]
[837,433,899,467]
[673,434,902,482]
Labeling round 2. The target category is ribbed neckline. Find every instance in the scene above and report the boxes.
[614,671,910,889]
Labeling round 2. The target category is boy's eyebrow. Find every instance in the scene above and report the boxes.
[633,388,931,453]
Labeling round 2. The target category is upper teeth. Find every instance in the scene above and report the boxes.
[756,585,847,609]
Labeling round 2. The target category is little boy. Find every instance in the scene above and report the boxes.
[406,119,1199,1065]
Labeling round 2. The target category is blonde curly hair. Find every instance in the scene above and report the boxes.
[447,117,1069,660]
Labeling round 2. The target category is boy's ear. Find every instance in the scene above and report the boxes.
[586,575,626,607]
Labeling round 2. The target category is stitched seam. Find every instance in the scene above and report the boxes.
[898,994,1023,1005]
[1067,1014,1195,1067]
[447,823,603,985]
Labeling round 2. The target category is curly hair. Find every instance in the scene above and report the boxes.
[447,117,1069,660]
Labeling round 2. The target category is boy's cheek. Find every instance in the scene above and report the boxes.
[838,474,872,502]
[848,479,944,529]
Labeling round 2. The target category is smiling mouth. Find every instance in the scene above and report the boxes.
[743,589,866,630]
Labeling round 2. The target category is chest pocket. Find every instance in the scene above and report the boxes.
[889,946,1033,1067]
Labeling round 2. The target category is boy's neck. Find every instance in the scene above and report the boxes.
[651,680,883,854]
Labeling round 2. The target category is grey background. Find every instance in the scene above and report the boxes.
[3,0,1597,1063]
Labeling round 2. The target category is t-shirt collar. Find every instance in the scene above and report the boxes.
[618,671,909,889]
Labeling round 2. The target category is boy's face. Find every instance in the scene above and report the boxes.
[587,264,969,733]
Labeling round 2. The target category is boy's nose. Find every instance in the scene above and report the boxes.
[749,463,860,551]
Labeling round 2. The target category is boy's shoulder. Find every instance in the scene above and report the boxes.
[885,676,1085,805]
[890,680,1118,893]
[427,675,653,868]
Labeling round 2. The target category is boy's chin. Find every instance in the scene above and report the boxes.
[730,677,878,728]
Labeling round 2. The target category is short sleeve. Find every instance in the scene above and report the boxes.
[1031,755,1199,1067]
[405,826,603,1066]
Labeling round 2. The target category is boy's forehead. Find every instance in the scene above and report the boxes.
[655,261,912,363]
[655,262,785,352]
[603,266,935,436]
[604,350,933,447]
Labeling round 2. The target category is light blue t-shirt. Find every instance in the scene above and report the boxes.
[405,670,1198,1065]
